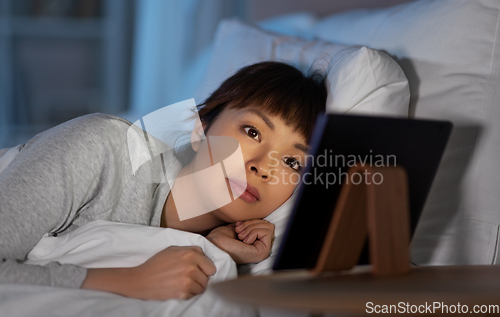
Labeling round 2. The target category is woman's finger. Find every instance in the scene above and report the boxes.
[235,219,271,233]
[185,245,204,255]
[188,264,210,290]
[244,232,273,262]
[194,252,217,277]
[243,228,273,247]
[180,275,206,299]
[236,222,274,240]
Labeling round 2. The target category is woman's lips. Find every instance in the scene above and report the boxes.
[226,178,260,203]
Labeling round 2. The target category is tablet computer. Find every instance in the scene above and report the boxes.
[273,114,452,271]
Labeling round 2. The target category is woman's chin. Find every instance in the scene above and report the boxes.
[213,201,268,224]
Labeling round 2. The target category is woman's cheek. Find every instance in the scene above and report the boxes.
[273,170,296,196]
[268,170,281,185]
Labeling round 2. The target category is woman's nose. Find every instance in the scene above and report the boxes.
[250,165,269,180]
[246,146,276,181]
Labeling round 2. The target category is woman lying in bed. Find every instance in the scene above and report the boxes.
[0,61,326,301]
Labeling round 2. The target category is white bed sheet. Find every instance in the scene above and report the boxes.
[0,283,256,317]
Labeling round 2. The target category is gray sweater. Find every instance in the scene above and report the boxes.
[0,113,182,288]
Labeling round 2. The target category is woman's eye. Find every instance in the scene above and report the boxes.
[243,126,261,141]
[283,157,301,172]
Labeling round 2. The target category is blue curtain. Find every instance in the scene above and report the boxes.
[128,0,244,120]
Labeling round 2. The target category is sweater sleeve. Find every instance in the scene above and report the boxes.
[0,114,125,288]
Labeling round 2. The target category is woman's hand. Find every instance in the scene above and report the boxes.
[82,246,216,300]
[206,219,275,264]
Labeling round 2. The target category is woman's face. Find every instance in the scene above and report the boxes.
[191,106,309,223]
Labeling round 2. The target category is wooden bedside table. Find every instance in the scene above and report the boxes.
[212,265,500,316]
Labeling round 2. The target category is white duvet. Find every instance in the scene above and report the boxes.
[0,220,257,317]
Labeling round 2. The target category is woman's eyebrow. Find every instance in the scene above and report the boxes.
[295,143,309,154]
[247,109,275,130]
[246,108,308,153]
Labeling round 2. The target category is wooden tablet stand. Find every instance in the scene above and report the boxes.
[312,165,411,277]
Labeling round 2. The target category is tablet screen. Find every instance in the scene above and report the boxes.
[273,114,452,271]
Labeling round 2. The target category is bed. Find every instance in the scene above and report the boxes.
[1,0,500,316]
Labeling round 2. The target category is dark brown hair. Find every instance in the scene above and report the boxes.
[197,61,327,142]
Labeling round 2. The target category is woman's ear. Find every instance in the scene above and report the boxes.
[190,118,206,152]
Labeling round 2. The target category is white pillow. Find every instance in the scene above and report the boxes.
[307,0,500,265]
[196,19,410,275]
[194,19,409,118]
[26,220,255,317]
[27,220,236,278]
